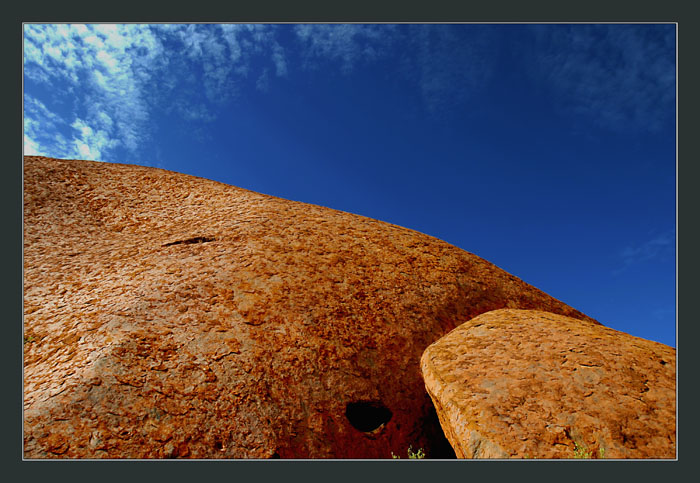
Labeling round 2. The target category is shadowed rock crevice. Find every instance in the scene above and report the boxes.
[422,395,457,459]
[162,236,216,247]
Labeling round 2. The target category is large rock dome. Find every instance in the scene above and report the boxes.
[23,156,596,458]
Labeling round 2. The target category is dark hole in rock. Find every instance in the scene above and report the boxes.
[345,401,392,433]
[271,452,280,459]
[163,236,215,247]
[660,360,667,365]
[213,439,223,451]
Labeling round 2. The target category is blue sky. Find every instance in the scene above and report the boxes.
[23,23,676,347]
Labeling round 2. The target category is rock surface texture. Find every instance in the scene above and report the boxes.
[24,156,597,459]
[421,309,676,459]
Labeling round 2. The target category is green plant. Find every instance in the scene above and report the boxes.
[392,445,426,459]
[24,335,35,344]
[573,441,593,459]
[573,441,605,459]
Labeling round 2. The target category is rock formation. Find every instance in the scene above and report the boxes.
[421,309,676,459]
[23,155,597,458]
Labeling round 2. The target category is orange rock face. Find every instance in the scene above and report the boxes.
[23,156,596,458]
[421,309,676,459]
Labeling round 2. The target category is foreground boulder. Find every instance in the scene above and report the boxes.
[421,309,676,459]
[23,156,597,458]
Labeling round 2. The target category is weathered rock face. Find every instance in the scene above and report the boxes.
[23,156,597,459]
[421,309,676,459]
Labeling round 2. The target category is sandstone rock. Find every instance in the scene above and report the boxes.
[23,156,597,458]
[421,309,676,459]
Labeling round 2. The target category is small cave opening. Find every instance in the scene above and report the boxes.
[345,401,393,433]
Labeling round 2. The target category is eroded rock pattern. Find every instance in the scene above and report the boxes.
[23,156,596,458]
[421,309,676,459]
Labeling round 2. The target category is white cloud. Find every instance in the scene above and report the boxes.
[23,94,72,158]
[23,24,166,160]
[27,23,500,161]
[24,96,62,130]
[179,24,209,59]
[95,111,114,131]
[272,42,288,77]
[218,24,244,62]
[23,93,118,161]
[72,24,89,35]
[71,118,93,138]
[256,69,270,92]
[71,117,119,161]
[150,24,285,104]
[23,134,42,156]
[96,50,119,73]
[24,24,444,161]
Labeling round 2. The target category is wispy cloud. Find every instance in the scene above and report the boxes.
[176,24,287,102]
[292,24,496,118]
[70,117,119,160]
[529,24,675,132]
[173,99,217,123]
[614,228,675,275]
[23,23,287,162]
[23,24,165,160]
[405,25,495,117]
[24,94,74,158]
[34,24,659,163]
[160,24,235,104]
[271,42,288,77]
[294,24,395,73]
[24,24,506,163]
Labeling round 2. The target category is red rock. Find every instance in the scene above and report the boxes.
[420,309,676,459]
[23,156,597,458]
